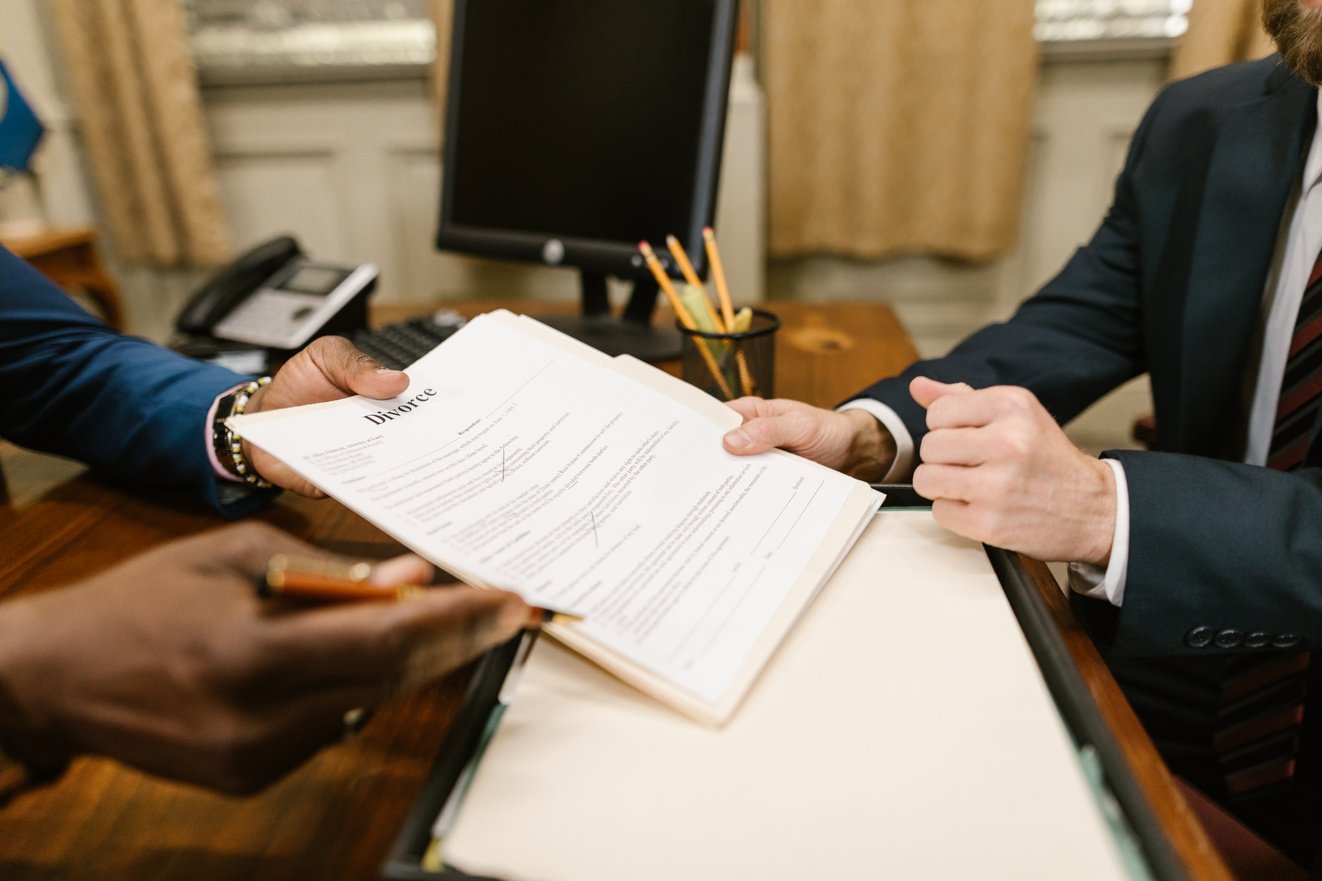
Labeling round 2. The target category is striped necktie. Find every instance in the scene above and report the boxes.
[1215,250,1322,799]
[1268,256,1322,470]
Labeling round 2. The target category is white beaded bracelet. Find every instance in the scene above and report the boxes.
[213,377,273,489]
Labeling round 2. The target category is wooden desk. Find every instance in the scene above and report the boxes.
[0,302,1227,881]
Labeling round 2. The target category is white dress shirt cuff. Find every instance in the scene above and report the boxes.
[1067,458,1129,607]
[836,398,916,483]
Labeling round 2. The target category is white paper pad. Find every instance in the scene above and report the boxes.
[444,511,1129,881]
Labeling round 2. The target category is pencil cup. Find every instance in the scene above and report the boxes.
[678,308,780,401]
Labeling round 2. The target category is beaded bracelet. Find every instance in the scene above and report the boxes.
[214,377,274,489]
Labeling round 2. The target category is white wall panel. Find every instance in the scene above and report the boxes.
[215,150,345,257]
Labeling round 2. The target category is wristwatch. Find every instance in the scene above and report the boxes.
[212,377,274,488]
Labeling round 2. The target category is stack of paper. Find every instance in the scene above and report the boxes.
[441,512,1130,881]
[230,311,882,725]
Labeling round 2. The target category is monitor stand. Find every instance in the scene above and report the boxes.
[534,270,681,363]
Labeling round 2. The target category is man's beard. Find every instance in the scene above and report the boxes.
[1264,0,1322,86]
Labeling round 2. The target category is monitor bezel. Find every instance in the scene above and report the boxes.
[434,0,739,282]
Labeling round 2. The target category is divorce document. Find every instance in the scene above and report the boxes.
[230,312,881,724]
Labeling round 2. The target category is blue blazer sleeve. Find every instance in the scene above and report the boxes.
[0,246,272,517]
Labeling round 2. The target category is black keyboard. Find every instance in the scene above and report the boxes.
[354,310,466,370]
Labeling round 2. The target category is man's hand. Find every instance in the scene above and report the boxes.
[243,337,410,496]
[0,523,527,795]
[720,397,897,481]
[910,377,1116,565]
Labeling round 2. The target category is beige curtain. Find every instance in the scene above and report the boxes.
[430,0,454,126]
[48,0,231,266]
[762,0,1038,262]
[1169,0,1274,81]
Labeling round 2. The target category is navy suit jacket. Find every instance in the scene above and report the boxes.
[855,57,1322,657]
[0,245,268,516]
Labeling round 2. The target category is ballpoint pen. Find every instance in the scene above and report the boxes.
[260,554,584,627]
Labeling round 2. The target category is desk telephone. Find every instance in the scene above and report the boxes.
[175,235,378,353]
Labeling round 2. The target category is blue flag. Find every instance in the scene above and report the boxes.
[0,60,44,179]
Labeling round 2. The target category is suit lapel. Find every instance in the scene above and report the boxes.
[1173,67,1316,456]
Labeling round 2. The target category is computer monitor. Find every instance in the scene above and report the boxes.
[435,0,739,362]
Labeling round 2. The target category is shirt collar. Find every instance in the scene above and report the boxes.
[1302,90,1322,195]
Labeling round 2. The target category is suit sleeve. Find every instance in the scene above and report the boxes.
[0,246,272,517]
[1076,450,1322,656]
[839,68,1322,657]
[844,87,1171,442]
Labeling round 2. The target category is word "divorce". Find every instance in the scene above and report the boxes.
[363,388,439,425]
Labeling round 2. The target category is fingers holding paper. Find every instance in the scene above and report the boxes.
[909,377,1116,566]
[721,397,897,481]
[244,336,411,497]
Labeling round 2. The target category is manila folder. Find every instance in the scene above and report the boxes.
[443,511,1128,881]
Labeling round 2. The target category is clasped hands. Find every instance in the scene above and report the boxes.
[722,377,1117,567]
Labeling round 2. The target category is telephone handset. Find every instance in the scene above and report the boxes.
[176,236,301,336]
[174,235,378,353]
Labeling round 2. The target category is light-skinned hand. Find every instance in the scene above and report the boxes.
[243,336,410,496]
[0,523,527,795]
[720,397,897,481]
[910,376,1116,565]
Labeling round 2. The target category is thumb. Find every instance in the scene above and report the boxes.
[308,336,410,400]
[909,376,974,409]
[391,589,529,691]
[722,419,781,456]
[368,554,435,588]
[723,408,810,456]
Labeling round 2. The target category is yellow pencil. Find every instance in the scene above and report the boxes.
[666,235,725,332]
[701,227,755,396]
[703,227,736,332]
[638,241,734,399]
[639,240,697,327]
